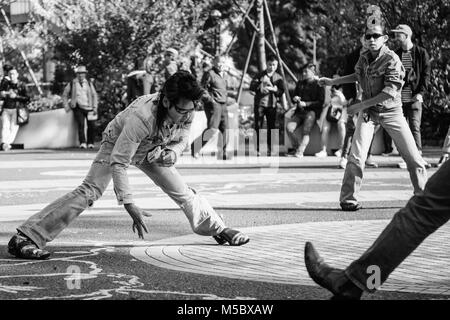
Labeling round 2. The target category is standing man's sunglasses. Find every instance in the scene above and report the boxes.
[365,33,384,40]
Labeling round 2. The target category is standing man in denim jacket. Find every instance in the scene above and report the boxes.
[319,19,428,212]
[7,71,249,260]
[389,24,431,169]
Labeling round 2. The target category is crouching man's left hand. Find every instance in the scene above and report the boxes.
[155,149,177,167]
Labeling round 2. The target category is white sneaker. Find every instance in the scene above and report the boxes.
[1,143,11,151]
[294,151,304,158]
[398,161,407,169]
[79,143,87,149]
[315,150,327,158]
[334,149,342,158]
[88,144,94,149]
[339,157,347,169]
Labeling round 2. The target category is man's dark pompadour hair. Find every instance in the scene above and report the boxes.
[163,70,204,104]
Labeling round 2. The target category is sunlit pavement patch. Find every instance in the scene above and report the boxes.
[131,221,450,296]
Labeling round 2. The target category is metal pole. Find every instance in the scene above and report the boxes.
[1,8,43,95]
[232,1,297,83]
[263,0,292,109]
[313,33,317,66]
[237,31,256,105]
[256,0,266,72]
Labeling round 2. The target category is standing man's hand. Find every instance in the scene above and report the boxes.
[124,203,150,239]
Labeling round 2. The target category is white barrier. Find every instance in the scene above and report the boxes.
[12,108,79,149]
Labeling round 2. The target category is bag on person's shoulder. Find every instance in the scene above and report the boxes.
[16,104,30,126]
[326,105,342,123]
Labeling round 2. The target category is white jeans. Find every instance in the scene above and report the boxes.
[1,108,19,145]
[340,109,427,205]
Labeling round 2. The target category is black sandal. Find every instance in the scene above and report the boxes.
[213,228,250,246]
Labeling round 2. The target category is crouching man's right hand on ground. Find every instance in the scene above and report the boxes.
[124,203,151,239]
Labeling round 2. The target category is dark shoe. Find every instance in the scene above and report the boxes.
[437,154,449,168]
[340,202,362,211]
[424,162,432,169]
[7,233,50,260]
[304,242,362,300]
[213,228,250,246]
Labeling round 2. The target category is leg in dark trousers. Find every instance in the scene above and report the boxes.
[87,120,96,145]
[403,101,423,152]
[218,103,230,159]
[253,105,265,153]
[73,107,88,145]
[383,129,393,154]
[342,116,356,158]
[265,107,278,155]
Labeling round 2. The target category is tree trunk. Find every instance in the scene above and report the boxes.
[256,0,266,72]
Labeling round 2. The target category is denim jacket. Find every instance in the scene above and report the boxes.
[102,93,193,204]
[355,45,405,112]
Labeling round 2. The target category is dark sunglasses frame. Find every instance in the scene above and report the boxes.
[365,33,384,40]
[173,105,195,115]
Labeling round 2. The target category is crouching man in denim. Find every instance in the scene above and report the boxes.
[8,71,249,260]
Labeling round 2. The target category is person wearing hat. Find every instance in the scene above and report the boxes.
[387,24,431,169]
[7,71,250,260]
[62,65,99,149]
[318,13,428,212]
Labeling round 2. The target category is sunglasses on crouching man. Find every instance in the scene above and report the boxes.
[173,105,195,115]
[364,33,384,40]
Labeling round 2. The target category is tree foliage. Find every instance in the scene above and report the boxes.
[1,0,449,141]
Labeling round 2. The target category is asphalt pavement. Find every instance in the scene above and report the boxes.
[0,147,448,302]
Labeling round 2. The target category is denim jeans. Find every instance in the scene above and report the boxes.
[345,160,450,292]
[341,115,376,159]
[1,108,19,145]
[402,101,423,151]
[254,105,277,153]
[340,109,427,205]
[18,140,226,249]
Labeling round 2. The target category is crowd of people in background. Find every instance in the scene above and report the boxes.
[1,17,449,170]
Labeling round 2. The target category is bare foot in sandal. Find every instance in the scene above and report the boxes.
[213,228,250,246]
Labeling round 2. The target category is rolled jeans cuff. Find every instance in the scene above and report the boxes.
[17,225,49,249]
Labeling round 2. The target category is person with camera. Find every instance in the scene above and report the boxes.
[0,68,29,151]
